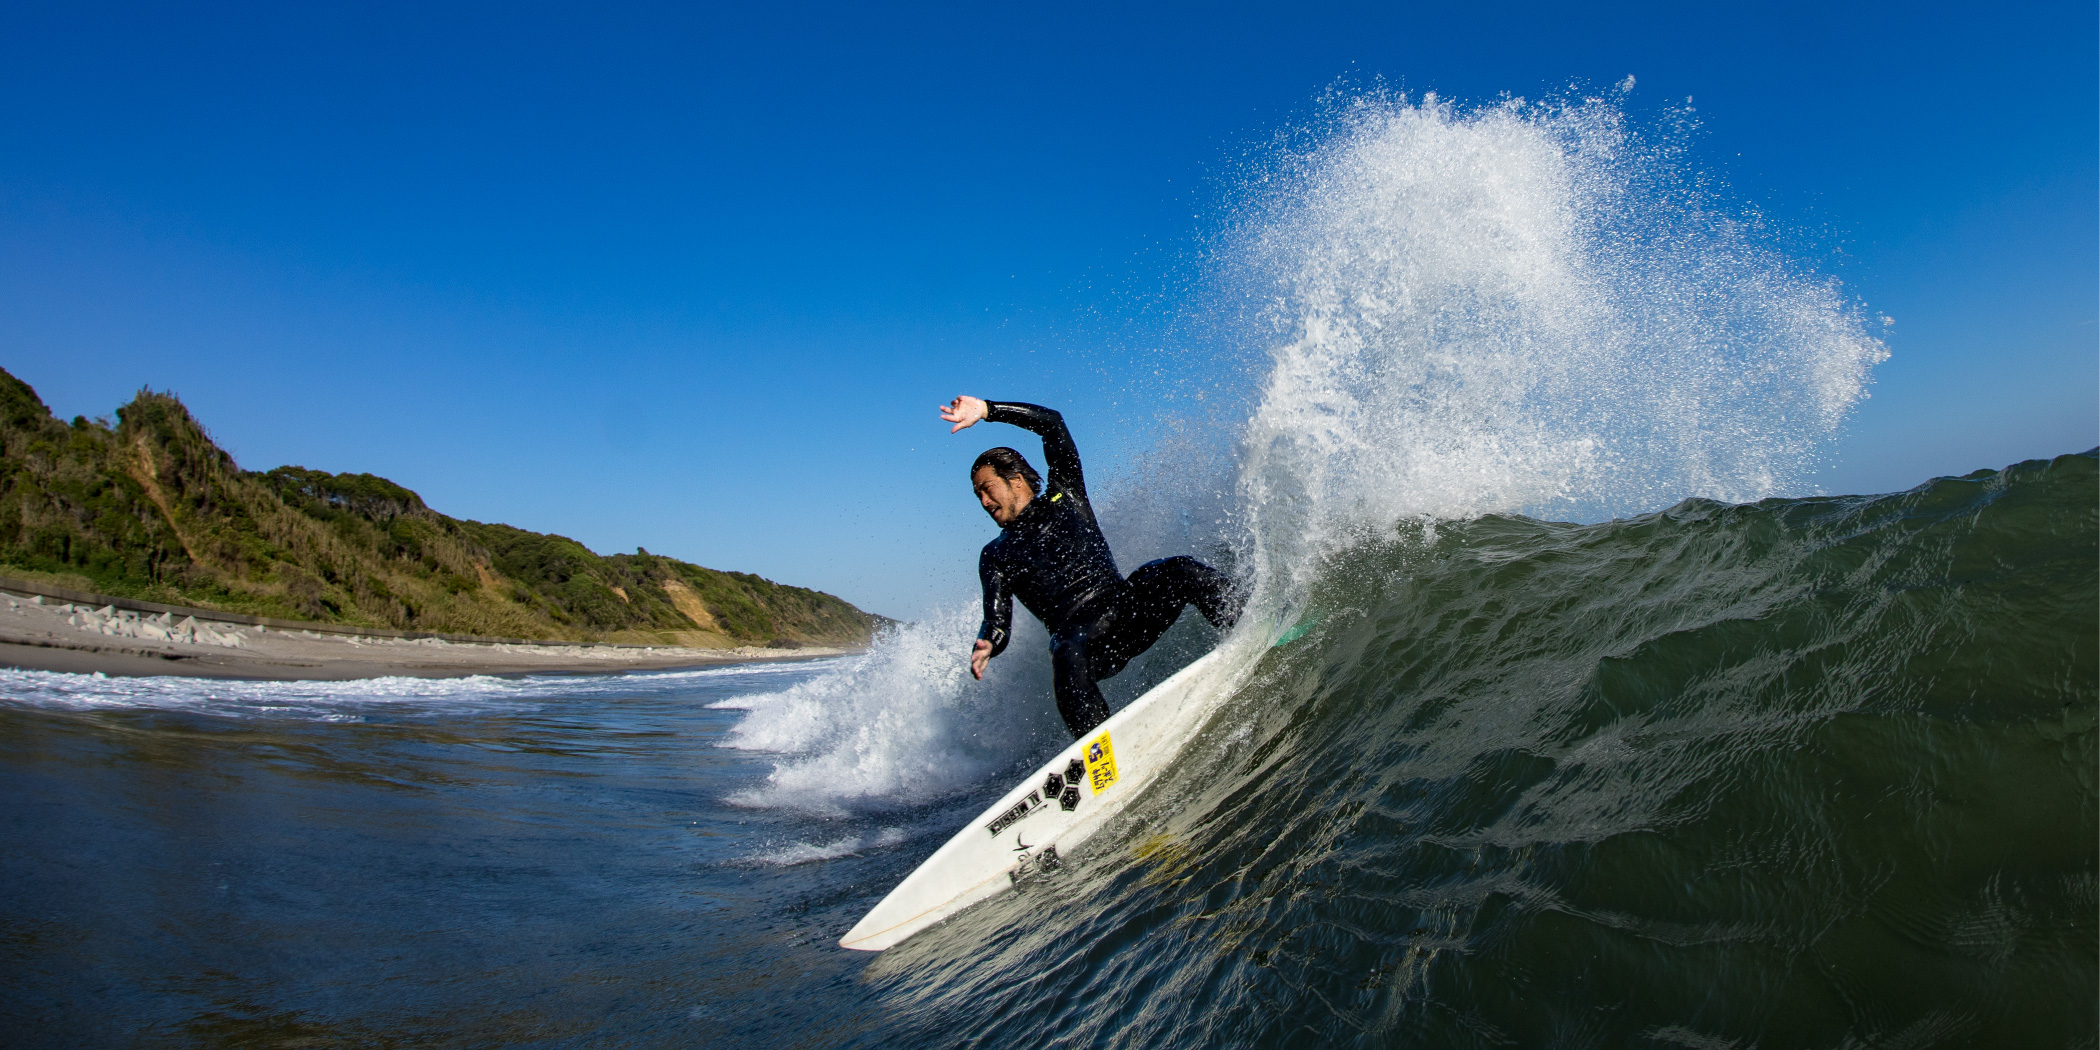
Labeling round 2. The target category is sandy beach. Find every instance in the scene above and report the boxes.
[0,588,851,680]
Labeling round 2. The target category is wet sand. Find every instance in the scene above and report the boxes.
[0,591,850,680]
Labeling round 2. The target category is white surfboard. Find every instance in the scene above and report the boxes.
[839,635,1265,951]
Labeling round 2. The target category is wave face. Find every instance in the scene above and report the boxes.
[865,452,2097,1048]
[718,91,2088,1044]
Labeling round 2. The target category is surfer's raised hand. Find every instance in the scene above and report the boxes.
[970,638,992,679]
[941,395,988,433]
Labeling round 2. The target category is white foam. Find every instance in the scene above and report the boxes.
[753,827,909,867]
[712,608,1064,816]
[0,660,819,720]
[0,667,526,716]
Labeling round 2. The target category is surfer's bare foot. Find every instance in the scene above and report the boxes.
[940,395,988,433]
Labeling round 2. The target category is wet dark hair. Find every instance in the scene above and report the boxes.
[971,447,1040,495]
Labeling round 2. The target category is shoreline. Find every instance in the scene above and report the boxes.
[0,584,857,682]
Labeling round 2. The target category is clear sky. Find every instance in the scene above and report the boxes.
[4,1,2093,618]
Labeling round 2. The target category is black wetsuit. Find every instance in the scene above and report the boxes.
[976,402,1243,738]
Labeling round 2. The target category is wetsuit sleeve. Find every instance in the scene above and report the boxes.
[983,401,1089,510]
[977,547,1012,658]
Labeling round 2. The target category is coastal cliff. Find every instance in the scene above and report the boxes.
[0,368,884,647]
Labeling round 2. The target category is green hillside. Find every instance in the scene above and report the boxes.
[0,368,884,647]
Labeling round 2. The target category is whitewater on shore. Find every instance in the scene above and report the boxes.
[0,583,846,680]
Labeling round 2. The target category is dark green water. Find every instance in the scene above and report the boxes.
[866,451,2097,1047]
[2,453,2093,1047]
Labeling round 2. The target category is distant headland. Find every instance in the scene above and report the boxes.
[0,367,887,654]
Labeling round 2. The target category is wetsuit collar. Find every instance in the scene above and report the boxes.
[1003,487,1065,530]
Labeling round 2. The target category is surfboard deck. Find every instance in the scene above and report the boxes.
[838,638,1259,951]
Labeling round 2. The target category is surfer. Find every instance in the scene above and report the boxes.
[941,395,1243,739]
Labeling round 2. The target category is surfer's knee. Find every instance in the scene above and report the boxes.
[1131,555,1198,584]
[1049,625,1085,663]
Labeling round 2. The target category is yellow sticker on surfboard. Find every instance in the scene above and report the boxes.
[1084,731,1118,794]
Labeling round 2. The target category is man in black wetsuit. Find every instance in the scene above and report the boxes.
[940,395,1244,739]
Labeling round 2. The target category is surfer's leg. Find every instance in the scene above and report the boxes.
[1182,557,1247,629]
[1082,557,1243,682]
[1126,556,1244,632]
[1048,620,1113,738]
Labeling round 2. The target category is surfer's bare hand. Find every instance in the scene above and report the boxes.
[970,638,992,679]
[941,395,988,433]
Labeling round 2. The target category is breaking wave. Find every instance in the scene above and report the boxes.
[722,89,1891,819]
[864,450,2096,1048]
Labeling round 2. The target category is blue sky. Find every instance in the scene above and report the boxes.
[4,1,2093,618]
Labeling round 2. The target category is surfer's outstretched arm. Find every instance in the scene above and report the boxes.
[939,395,1090,509]
[987,402,1086,507]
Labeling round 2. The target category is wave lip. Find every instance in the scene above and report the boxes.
[1218,91,1888,603]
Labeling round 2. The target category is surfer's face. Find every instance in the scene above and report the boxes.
[972,466,1034,526]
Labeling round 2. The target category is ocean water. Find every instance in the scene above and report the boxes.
[0,661,911,1046]
[6,91,2092,1047]
[1,453,2092,1048]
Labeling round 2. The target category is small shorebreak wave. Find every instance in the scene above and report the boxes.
[0,661,814,721]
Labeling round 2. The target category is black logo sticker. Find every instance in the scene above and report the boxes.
[987,789,1045,836]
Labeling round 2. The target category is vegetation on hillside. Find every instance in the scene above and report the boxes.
[0,368,883,646]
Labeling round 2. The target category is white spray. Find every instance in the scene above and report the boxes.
[1225,92,1888,597]
[712,607,1066,816]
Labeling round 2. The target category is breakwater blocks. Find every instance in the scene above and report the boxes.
[59,604,251,649]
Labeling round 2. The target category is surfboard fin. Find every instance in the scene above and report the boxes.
[1274,612,1318,647]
